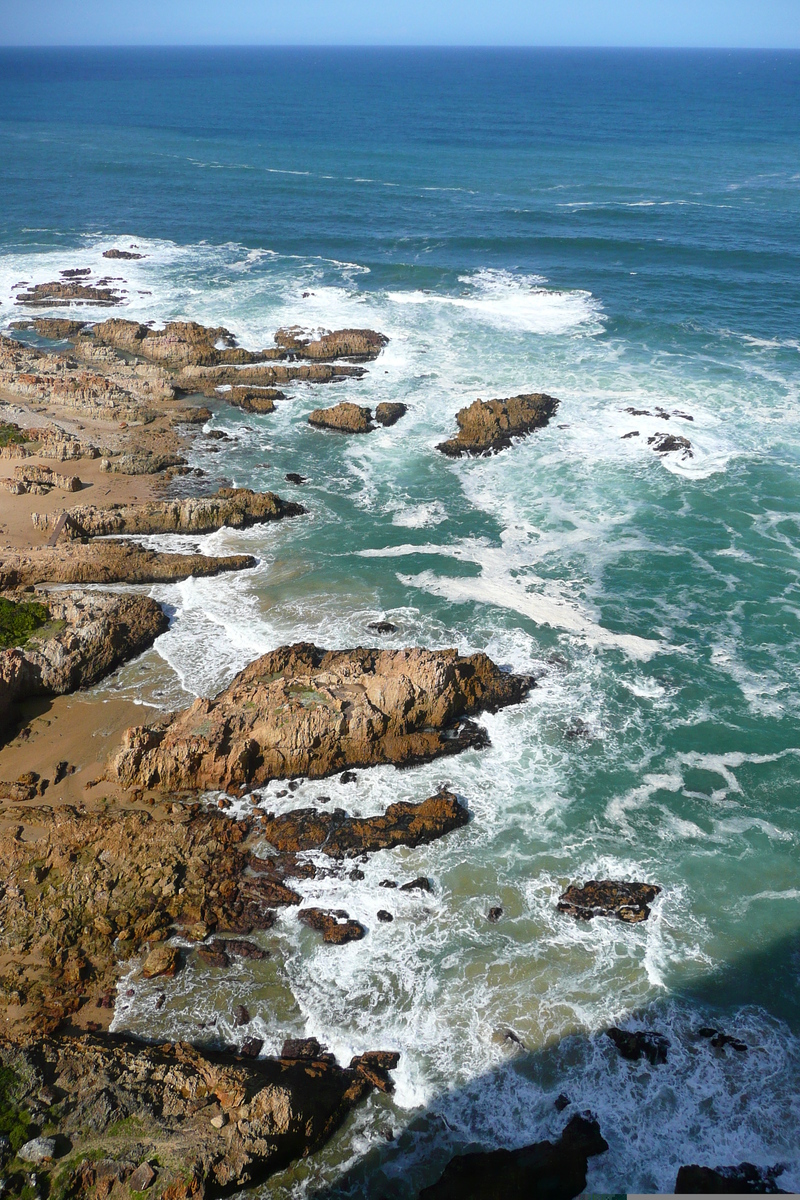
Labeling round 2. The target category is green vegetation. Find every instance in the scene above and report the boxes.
[0,596,50,649]
[0,1064,32,1153]
[0,421,27,448]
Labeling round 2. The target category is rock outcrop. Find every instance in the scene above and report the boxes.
[606,1027,669,1065]
[103,247,144,259]
[176,361,366,395]
[0,591,167,733]
[32,487,305,540]
[308,402,374,433]
[0,1032,396,1197]
[298,908,366,944]
[221,385,285,413]
[275,327,388,361]
[557,880,661,923]
[437,393,559,457]
[419,1113,608,1200]
[260,792,469,858]
[111,643,533,792]
[0,542,256,589]
[0,805,292,1029]
[15,280,124,307]
[91,319,259,369]
[649,432,693,459]
[375,401,407,426]
[99,451,186,474]
[675,1163,787,1194]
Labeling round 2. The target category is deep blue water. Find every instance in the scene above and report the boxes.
[1,48,800,1195]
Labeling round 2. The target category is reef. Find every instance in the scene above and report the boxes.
[557,879,661,923]
[0,542,256,589]
[437,393,559,457]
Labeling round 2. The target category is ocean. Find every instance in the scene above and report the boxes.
[1,46,799,1195]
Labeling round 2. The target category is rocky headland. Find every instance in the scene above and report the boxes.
[437,393,559,457]
[0,542,256,589]
[111,643,534,792]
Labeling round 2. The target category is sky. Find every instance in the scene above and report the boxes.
[0,0,797,48]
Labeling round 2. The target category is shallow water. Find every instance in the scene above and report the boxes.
[1,48,799,1194]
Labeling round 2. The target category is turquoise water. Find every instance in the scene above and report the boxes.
[1,48,799,1195]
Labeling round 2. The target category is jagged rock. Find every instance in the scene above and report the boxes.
[285,472,306,485]
[100,452,186,474]
[0,805,283,1031]
[232,1004,250,1027]
[437,393,559,457]
[649,432,693,458]
[298,908,366,944]
[29,318,88,339]
[197,944,230,969]
[260,793,468,858]
[32,487,304,540]
[239,1037,264,1059]
[375,402,407,426]
[141,944,181,980]
[91,319,258,369]
[400,876,432,892]
[606,1028,669,1065]
[487,906,503,922]
[213,938,268,961]
[675,1164,787,1194]
[0,590,167,734]
[274,327,388,361]
[103,248,144,260]
[16,280,124,306]
[419,1113,609,1200]
[557,880,661,923]
[281,1037,332,1061]
[0,771,47,801]
[308,401,374,433]
[698,1027,748,1052]
[222,386,284,413]
[111,643,533,792]
[11,464,82,491]
[0,1032,397,1196]
[368,620,397,633]
[128,1163,156,1190]
[177,361,366,395]
[349,1050,400,1093]
[0,542,256,588]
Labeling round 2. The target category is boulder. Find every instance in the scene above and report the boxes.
[0,542,256,589]
[606,1027,669,1065]
[32,487,305,540]
[298,908,366,944]
[110,643,533,792]
[141,944,181,980]
[675,1164,787,1194]
[17,1135,60,1163]
[557,879,661,923]
[437,393,559,457]
[260,792,468,858]
[419,1113,608,1200]
[103,248,144,260]
[308,402,374,433]
[649,432,693,458]
[375,402,407,427]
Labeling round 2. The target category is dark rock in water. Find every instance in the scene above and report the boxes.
[401,876,432,893]
[557,879,661,923]
[487,906,504,922]
[298,907,366,944]
[216,938,268,961]
[419,1112,608,1200]
[368,620,398,633]
[285,472,306,484]
[197,943,230,969]
[648,432,693,458]
[350,1049,400,1093]
[564,718,591,740]
[103,248,144,260]
[503,1029,526,1049]
[380,879,398,889]
[260,793,469,859]
[437,393,559,458]
[554,1094,570,1112]
[607,1027,669,1065]
[350,868,365,881]
[287,779,300,791]
[233,1004,250,1027]
[282,1036,333,1061]
[239,1037,264,1058]
[698,1027,748,1052]
[340,770,358,784]
[621,430,639,439]
[675,1163,787,1194]
[317,795,331,803]
[375,402,407,427]
[377,910,394,922]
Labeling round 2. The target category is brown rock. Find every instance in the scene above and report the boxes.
[275,327,388,361]
[32,487,305,540]
[110,643,533,792]
[350,1049,400,1093]
[298,908,366,944]
[437,393,559,457]
[400,876,432,892]
[419,1113,608,1200]
[375,402,407,427]
[308,401,374,433]
[16,280,124,307]
[128,1162,156,1190]
[31,318,88,339]
[261,792,468,859]
[141,944,181,979]
[557,879,662,923]
[91,318,257,369]
[223,386,284,413]
[13,464,82,491]
[99,451,186,474]
[0,542,257,589]
[177,361,366,396]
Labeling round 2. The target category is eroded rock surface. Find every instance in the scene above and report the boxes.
[32,487,304,540]
[437,393,559,457]
[111,643,533,792]
[298,908,366,944]
[260,792,468,858]
[675,1163,787,1194]
[0,543,256,589]
[375,401,407,427]
[16,280,124,307]
[222,386,285,413]
[606,1027,669,1065]
[0,1032,396,1197]
[419,1113,609,1200]
[275,327,388,361]
[308,402,375,433]
[557,879,661,923]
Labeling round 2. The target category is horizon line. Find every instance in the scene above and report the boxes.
[1,42,799,52]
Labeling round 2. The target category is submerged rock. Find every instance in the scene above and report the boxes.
[0,542,256,589]
[419,1113,608,1200]
[437,393,559,457]
[111,643,533,792]
[308,401,375,433]
[557,879,661,923]
[675,1163,787,1194]
[260,793,468,858]
[607,1027,669,1065]
[32,487,305,540]
[649,432,693,458]
[0,1032,397,1196]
